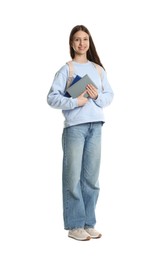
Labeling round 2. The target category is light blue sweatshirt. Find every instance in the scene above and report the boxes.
[47,61,114,128]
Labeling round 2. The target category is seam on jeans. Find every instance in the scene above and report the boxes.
[63,129,69,227]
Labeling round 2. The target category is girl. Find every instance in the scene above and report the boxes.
[47,25,114,241]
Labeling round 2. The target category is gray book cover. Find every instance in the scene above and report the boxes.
[66,74,98,98]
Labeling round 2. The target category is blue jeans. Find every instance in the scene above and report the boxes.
[62,122,102,230]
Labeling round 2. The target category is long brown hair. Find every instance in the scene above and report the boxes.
[69,25,105,69]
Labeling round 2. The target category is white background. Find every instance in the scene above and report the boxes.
[0,0,163,259]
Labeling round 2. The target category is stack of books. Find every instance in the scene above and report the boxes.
[66,74,97,98]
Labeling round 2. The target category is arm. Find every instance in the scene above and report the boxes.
[47,70,78,110]
[91,69,114,108]
[47,69,88,110]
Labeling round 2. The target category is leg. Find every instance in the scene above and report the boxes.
[62,125,86,230]
[81,122,102,228]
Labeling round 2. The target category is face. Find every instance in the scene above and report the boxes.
[71,30,90,55]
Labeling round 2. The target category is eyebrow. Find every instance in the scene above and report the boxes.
[73,36,89,40]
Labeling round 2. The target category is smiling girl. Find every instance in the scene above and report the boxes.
[47,25,114,241]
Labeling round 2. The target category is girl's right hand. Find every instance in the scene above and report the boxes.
[77,91,88,107]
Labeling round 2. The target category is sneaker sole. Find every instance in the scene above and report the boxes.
[90,234,102,239]
[68,235,91,241]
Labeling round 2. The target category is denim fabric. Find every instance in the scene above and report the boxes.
[62,122,102,230]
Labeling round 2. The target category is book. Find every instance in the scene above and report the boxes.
[64,75,81,97]
[66,74,97,98]
[70,75,82,85]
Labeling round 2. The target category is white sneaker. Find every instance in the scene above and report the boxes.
[68,228,91,241]
[85,228,102,238]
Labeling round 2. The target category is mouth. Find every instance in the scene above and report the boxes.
[78,47,86,51]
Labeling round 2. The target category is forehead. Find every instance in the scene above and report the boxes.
[73,30,89,39]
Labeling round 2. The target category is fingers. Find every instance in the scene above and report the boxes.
[86,84,98,99]
[77,91,88,106]
[79,90,87,98]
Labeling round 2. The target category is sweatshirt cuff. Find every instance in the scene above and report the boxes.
[93,92,101,102]
[71,97,78,108]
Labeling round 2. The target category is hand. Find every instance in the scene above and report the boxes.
[77,91,88,107]
[86,84,98,99]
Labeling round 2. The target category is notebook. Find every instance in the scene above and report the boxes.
[64,75,81,97]
[66,74,97,98]
[70,75,82,85]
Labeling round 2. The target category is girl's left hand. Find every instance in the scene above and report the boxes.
[86,84,98,100]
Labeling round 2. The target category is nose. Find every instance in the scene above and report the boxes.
[79,39,84,45]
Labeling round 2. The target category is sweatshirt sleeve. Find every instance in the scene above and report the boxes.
[47,65,78,110]
[93,69,114,108]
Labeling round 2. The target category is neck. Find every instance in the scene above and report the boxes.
[73,54,88,64]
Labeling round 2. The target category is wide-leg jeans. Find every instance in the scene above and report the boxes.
[62,122,102,230]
